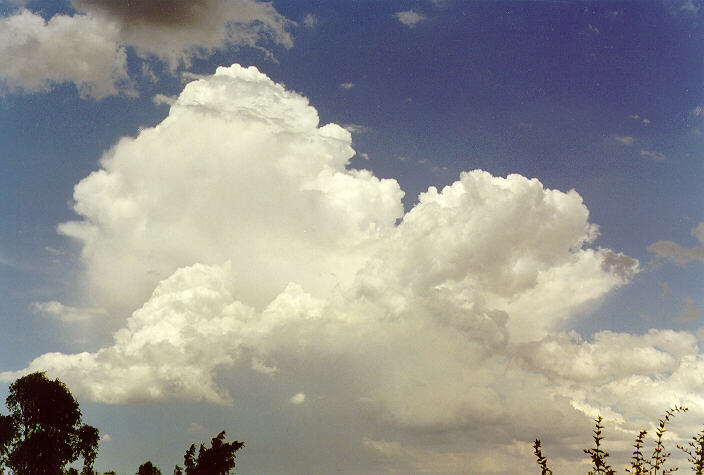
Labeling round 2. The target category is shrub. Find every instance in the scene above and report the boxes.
[534,405,702,474]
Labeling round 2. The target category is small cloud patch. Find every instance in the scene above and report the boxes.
[343,124,368,134]
[303,14,317,28]
[395,10,426,28]
[692,222,704,244]
[30,301,105,323]
[614,136,634,145]
[676,297,701,323]
[640,149,665,161]
[153,93,177,106]
[290,392,306,405]
[629,114,651,126]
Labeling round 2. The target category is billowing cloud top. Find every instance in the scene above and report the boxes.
[7,63,686,471]
[58,65,404,314]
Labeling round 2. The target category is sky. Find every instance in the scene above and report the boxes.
[0,0,703,473]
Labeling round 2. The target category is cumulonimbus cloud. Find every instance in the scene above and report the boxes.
[10,64,704,472]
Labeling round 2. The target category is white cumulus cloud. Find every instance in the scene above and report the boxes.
[0,10,130,99]
[56,64,403,316]
[0,64,659,470]
[0,0,293,98]
[290,392,306,405]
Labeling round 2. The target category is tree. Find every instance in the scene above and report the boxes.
[137,460,162,475]
[183,431,244,475]
[173,465,183,475]
[0,372,100,475]
[77,425,100,475]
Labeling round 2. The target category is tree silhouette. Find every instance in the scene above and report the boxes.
[183,431,244,475]
[77,425,100,475]
[535,406,690,474]
[137,460,162,475]
[0,372,100,475]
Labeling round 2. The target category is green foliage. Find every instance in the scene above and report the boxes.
[650,405,687,474]
[584,416,615,475]
[535,405,693,474]
[0,372,100,475]
[677,428,704,475]
[626,430,648,474]
[533,439,553,475]
[184,431,244,475]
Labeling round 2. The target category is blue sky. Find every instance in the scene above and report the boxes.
[0,1,703,473]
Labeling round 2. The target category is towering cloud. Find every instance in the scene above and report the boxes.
[56,64,403,315]
[6,64,681,472]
